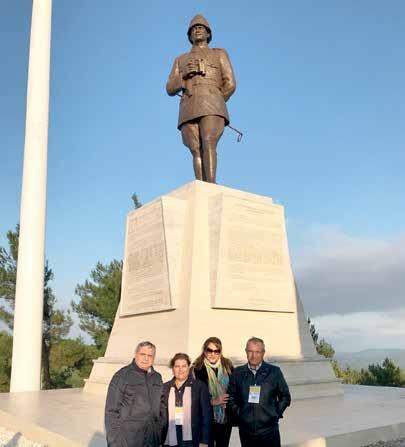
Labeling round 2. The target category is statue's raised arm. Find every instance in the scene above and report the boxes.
[166,15,236,183]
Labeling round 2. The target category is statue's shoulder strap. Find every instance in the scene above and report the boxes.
[200,48,221,65]
[211,48,226,54]
[211,48,229,63]
[212,48,230,59]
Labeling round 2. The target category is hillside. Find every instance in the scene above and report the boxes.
[335,349,405,370]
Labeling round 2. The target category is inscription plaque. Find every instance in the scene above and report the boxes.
[210,194,296,312]
[120,197,185,316]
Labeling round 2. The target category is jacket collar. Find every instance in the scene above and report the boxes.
[168,374,194,388]
[243,361,271,377]
[131,360,154,375]
[190,45,211,55]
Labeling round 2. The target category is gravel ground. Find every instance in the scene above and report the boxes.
[0,427,43,447]
[362,439,405,447]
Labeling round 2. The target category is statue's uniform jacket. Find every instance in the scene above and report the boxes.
[166,46,236,129]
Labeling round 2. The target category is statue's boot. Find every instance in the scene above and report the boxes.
[180,122,205,181]
[192,155,204,181]
[203,146,217,183]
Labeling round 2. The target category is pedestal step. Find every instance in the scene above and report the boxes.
[84,356,342,400]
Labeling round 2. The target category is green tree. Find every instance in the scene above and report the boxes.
[0,227,18,329]
[307,319,405,387]
[42,264,73,388]
[307,318,335,359]
[0,225,72,389]
[131,193,142,209]
[316,338,335,359]
[359,358,405,387]
[0,331,12,392]
[72,260,122,354]
[49,337,100,388]
[332,361,363,384]
[308,317,319,345]
[71,193,141,358]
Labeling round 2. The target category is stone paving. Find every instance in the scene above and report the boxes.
[0,427,43,447]
[0,385,405,446]
[1,426,405,447]
[363,439,405,447]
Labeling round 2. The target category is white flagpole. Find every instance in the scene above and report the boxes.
[10,0,53,392]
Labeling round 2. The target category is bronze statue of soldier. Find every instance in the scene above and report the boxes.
[166,15,236,183]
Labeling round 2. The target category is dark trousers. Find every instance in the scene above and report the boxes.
[210,422,232,447]
[239,427,281,447]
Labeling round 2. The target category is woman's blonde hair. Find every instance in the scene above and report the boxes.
[193,337,233,374]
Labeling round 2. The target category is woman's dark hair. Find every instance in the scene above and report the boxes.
[193,337,233,374]
[169,352,191,368]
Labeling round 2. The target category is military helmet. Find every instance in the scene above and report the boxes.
[187,14,212,44]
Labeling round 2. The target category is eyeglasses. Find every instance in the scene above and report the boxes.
[205,348,221,354]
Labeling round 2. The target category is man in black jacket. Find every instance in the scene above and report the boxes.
[227,337,291,447]
[105,341,166,447]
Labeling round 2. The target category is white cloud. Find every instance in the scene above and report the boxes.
[311,309,405,352]
[288,225,405,350]
[290,225,405,316]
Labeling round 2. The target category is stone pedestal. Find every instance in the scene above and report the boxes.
[84,181,342,399]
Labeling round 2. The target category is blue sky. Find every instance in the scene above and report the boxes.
[1,1,404,352]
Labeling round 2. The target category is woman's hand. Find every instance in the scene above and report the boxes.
[211,393,229,407]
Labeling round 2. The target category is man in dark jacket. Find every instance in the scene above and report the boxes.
[227,337,291,447]
[105,341,166,447]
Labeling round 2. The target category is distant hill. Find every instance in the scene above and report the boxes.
[335,349,405,370]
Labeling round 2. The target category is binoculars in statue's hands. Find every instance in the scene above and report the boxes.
[183,58,206,79]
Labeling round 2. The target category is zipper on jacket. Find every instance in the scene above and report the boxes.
[253,375,257,434]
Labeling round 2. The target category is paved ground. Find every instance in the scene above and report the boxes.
[0,385,405,446]
[1,426,405,447]
[363,440,405,447]
[0,427,43,447]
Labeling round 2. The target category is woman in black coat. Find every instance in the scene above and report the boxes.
[162,353,212,447]
[192,337,234,447]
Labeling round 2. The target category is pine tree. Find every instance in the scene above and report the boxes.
[131,192,142,209]
[72,193,141,354]
[0,225,72,389]
[360,358,405,387]
[72,260,122,354]
[307,317,335,359]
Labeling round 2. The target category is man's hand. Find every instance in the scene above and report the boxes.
[211,393,229,407]
[183,60,200,79]
[199,444,208,447]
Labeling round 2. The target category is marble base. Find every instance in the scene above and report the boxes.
[84,181,341,398]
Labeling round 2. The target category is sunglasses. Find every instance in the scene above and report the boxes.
[205,348,221,354]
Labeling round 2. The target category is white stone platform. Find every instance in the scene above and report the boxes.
[85,181,341,399]
[0,385,404,446]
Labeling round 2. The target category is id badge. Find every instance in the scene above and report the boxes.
[175,406,183,425]
[248,385,261,404]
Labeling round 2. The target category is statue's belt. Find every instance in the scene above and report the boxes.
[189,79,221,88]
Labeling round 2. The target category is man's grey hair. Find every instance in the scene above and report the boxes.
[245,337,265,351]
[135,341,156,353]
